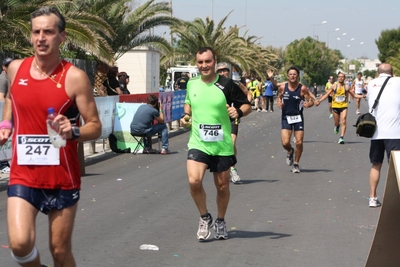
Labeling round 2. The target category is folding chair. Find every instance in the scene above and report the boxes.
[131,133,161,155]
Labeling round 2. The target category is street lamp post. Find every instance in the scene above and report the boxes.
[327,28,340,48]
[312,21,327,40]
[336,34,360,59]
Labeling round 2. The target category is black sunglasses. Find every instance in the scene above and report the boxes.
[217,68,230,73]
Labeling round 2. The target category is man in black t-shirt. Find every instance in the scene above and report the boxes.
[175,73,189,90]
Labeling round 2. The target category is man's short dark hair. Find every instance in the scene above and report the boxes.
[287,66,300,75]
[196,47,216,60]
[31,6,66,33]
[2,57,13,67]
[147,94,158,105]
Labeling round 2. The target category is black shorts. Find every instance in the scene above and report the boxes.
[187,149,237,172]
[369,139,400,164]
[231,120,239,135]
[8,184,80,215]
[281,115,304,131]
[332,107,347,114]
[328,95,333,103]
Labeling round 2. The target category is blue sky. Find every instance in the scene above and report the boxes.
[149,0,400,60]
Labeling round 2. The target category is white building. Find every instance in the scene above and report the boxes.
[336,58,381,81]
[116,46,160,94]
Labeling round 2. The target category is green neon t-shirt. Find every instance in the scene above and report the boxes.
[185,75,249,156]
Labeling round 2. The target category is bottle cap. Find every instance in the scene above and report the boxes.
[48,107,55,114]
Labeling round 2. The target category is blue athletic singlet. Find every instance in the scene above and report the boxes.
[282,83,303,118]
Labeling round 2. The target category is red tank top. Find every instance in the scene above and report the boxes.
[10,57,81,190]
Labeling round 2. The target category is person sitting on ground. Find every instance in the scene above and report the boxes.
[130,94,169,154]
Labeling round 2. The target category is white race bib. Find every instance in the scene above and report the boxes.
[17,135,60,165]
[199,124,223,142]
[335,96,345,103]
[286,115,302,124]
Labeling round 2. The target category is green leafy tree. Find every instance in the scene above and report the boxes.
[387,51,400,75]
[285,37,340,86]
[375,27,400,63]
[363,69,377,79]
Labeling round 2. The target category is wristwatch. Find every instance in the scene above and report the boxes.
[71,126,81,140]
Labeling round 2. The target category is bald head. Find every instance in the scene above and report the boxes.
[378,63,393,76]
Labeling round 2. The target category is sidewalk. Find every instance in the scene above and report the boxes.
[0,123,184,191]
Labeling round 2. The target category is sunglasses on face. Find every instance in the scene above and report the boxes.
[217,68,230,73]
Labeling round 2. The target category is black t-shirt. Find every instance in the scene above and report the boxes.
[176,76,189,90]
[103,77,120,95]
[120,84,130,94]
[214,75,250,122]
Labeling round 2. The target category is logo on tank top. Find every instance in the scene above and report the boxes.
[18,79,28,86]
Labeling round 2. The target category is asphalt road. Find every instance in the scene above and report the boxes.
[0,99,384,267]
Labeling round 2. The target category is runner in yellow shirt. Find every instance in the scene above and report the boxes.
[325,75,335,118]
[316,72,365,144]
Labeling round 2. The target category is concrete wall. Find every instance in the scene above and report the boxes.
[116,47,160,94]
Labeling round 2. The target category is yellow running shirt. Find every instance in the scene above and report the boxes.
[331,83,348,108]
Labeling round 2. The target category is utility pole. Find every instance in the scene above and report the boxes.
[244,0,247,31]
[211,0,213,20]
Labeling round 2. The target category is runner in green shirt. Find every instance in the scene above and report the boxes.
[180,47,251,241]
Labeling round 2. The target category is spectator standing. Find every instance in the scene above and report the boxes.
[180,47,251,241]
[0,57,13,101]
[263,76,276,112]
[366,63,400,207]
[102,66,121,95]
[130,94,169,154]
[0,57,13,173]
[118,71,130,94]
[0,6,101,266]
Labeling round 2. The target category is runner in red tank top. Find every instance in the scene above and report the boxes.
[0,6,101,267]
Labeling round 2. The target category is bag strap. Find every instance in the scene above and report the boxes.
[107,78,118,94]
[371,76,391,113]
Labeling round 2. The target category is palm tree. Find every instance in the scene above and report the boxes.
[0,0,115,63]
[77,0,180,88]
[171,12,277,80]
[77,0,179,61]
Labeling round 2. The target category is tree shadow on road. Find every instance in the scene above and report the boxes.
[228,230,292,239]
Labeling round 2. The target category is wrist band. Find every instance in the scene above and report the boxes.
[236,108,243,118]
[0,120,12,130]
[181,112,190,118]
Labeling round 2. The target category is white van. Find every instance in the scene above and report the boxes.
[165,66,200,91]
